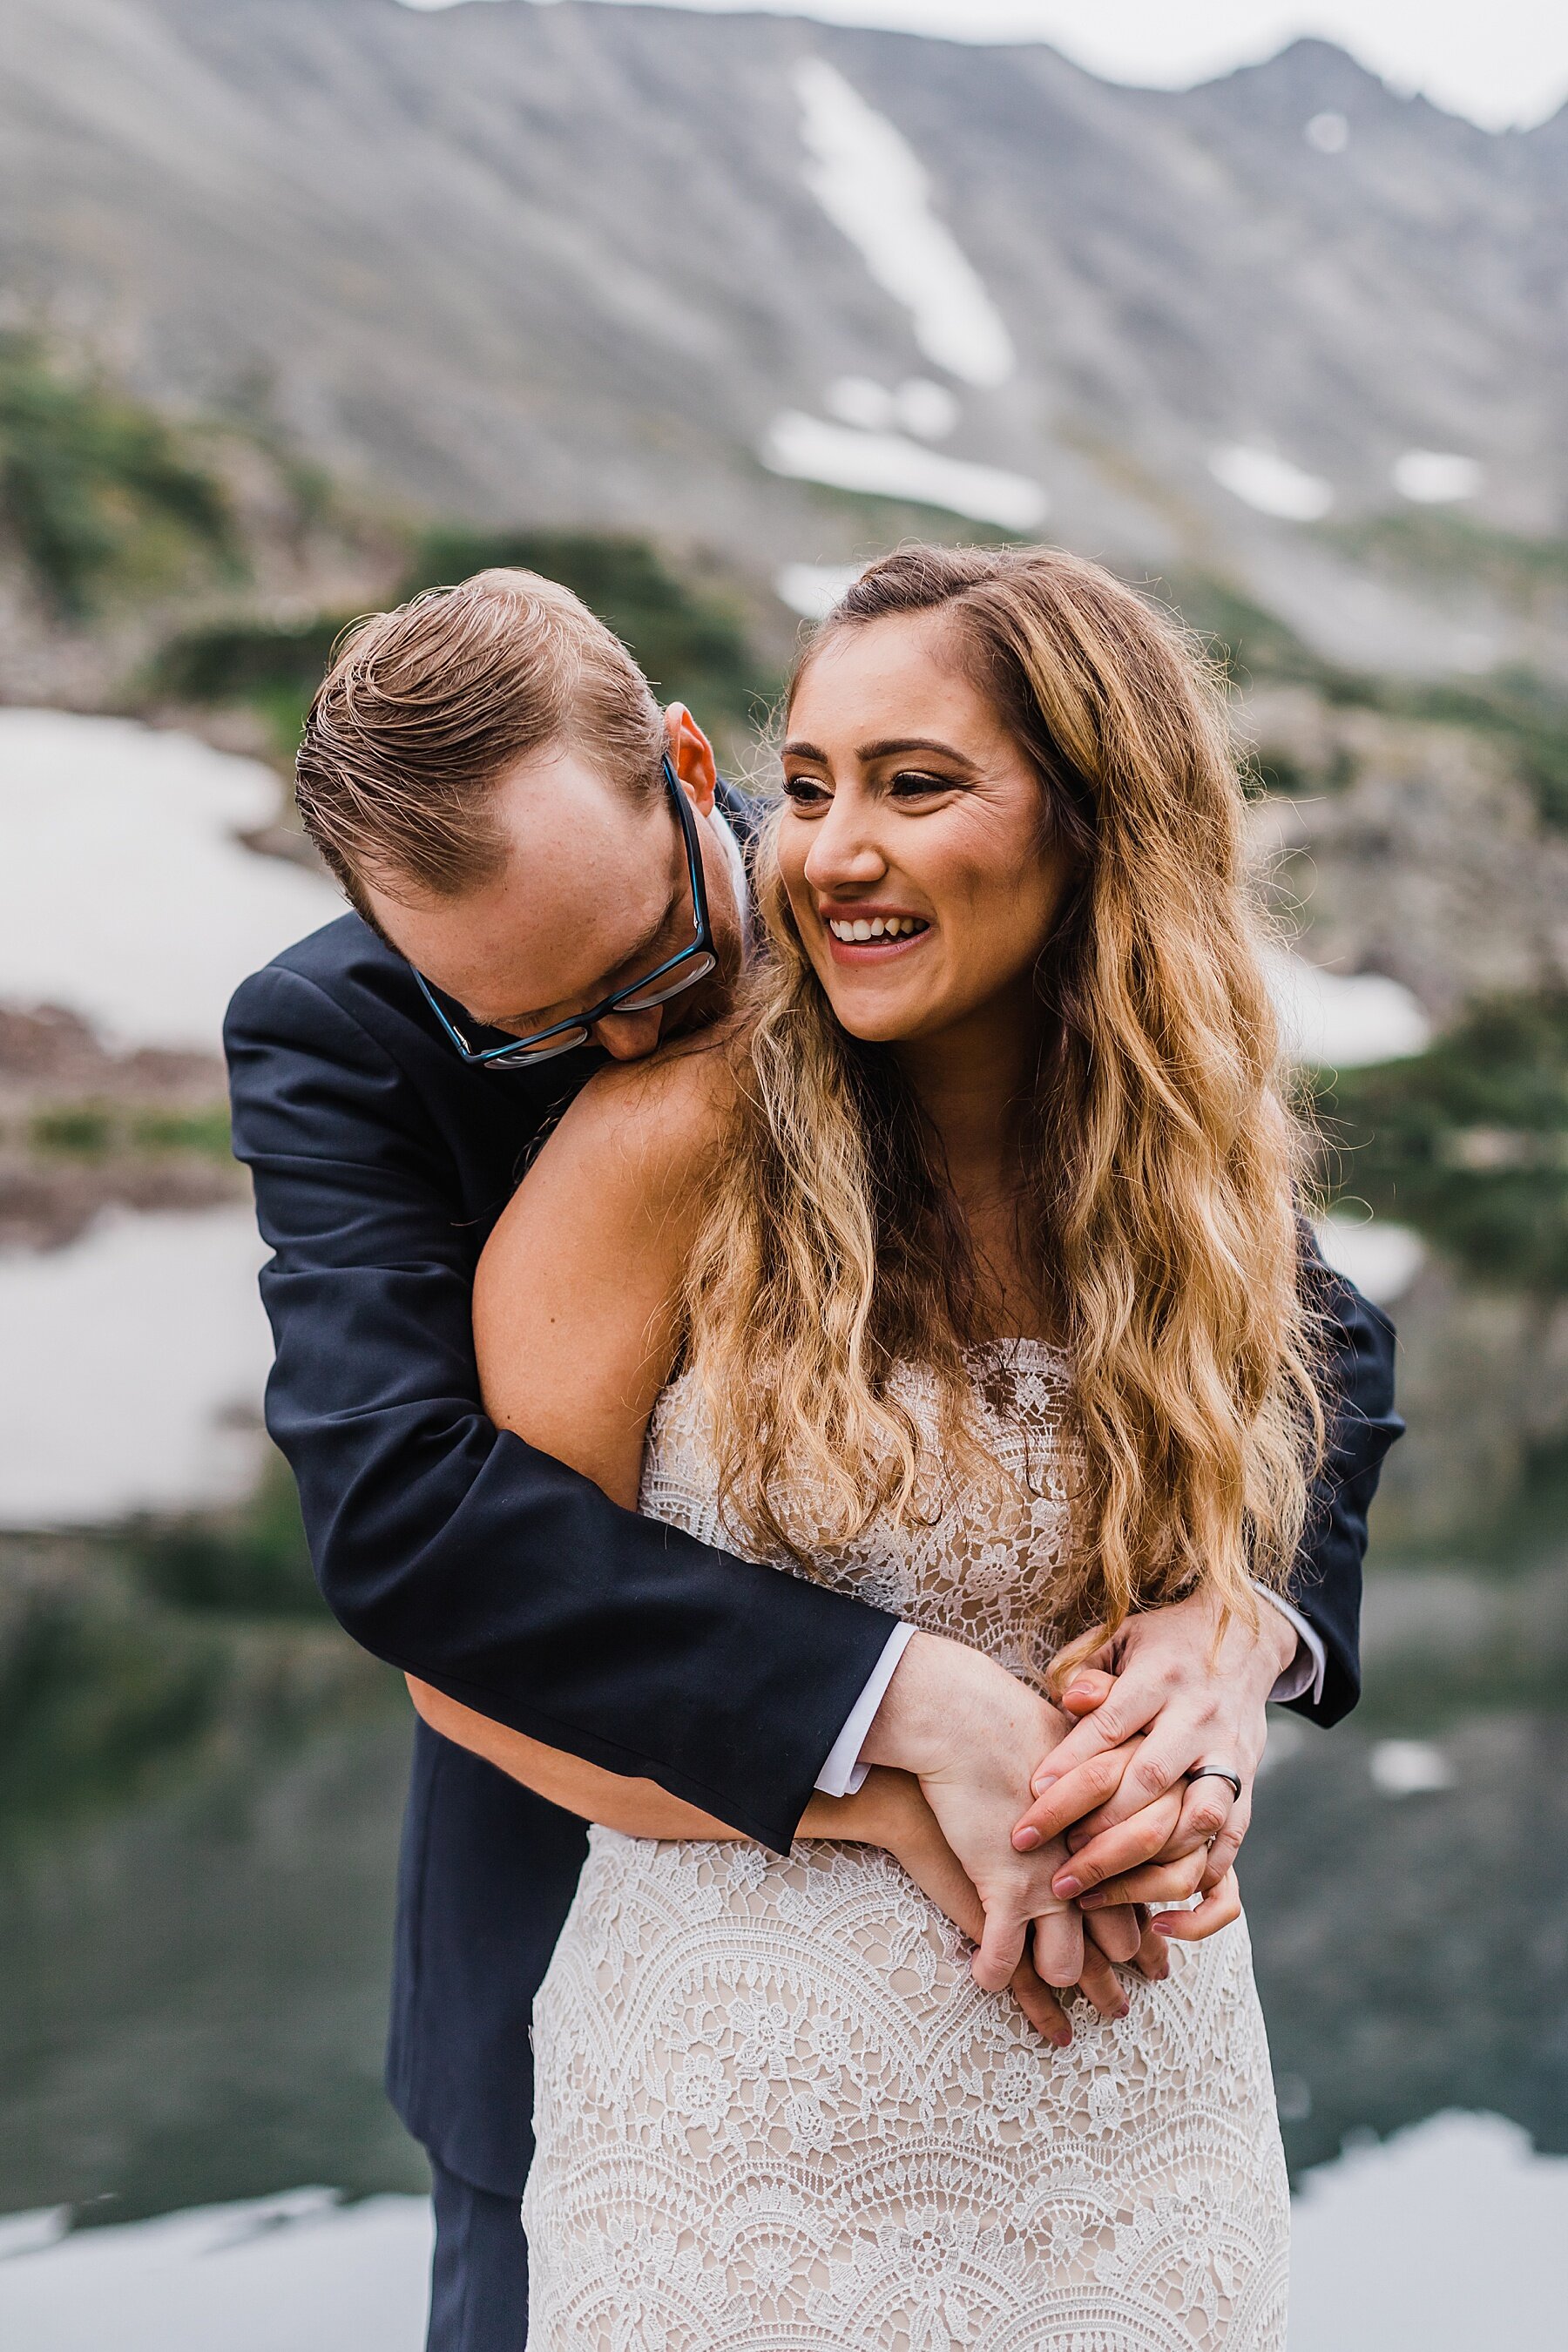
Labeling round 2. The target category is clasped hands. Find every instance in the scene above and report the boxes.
[852,1588,1295,2047]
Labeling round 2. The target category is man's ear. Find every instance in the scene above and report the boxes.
[664,702,718,816]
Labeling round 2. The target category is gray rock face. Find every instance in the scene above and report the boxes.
[1247,688,1568,1016]
[3,0,1563,666]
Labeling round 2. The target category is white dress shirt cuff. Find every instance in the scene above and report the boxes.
[814,1622,917,1798]
[1254,1583,1326,1707]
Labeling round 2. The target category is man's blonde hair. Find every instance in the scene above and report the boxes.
[295,568,664,905]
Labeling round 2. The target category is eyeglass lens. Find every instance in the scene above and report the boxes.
[484,950,715,1064]
[615,950,717,1014]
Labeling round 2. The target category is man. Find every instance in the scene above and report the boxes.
[225,569,1400,2349]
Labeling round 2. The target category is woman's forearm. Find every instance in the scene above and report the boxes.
[408,1677,920,1847]
[406,1677,742,1838]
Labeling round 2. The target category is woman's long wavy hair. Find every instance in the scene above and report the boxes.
[681,544,1324,1652]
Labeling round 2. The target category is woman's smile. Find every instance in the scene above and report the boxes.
[819,901,933,961]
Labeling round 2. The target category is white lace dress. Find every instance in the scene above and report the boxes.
[523,1345,1289,2351]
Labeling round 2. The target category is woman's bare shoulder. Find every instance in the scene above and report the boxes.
[557,1025,741,1186]
[477,1028,741,1292]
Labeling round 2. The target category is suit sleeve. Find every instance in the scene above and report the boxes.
[224,962,897,1852]
[1281,1227,1405,1728]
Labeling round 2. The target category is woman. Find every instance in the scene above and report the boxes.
[419,545,1316,2347]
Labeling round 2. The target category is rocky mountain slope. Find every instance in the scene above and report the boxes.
[3,0,1565,676]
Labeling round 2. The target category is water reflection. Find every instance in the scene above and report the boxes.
[0,1207,273,1525]
[3,1238,1564,2247]
[0,710,338,1054]
[0,1709,421,2225]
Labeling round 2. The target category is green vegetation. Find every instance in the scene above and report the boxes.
[26,1099,233,1160]
[402,527,769,741]
[131,1454,319,1620]
[0,1458,385,1836]
[149,528,772,765]
[0,335,233,615]
[1157,571,1321,688]
[150,610,352,761]
[27,1105,114,1156]
[1319,990,1568,1289]
[1162,568,1568,829]
[1323,509,1568,611]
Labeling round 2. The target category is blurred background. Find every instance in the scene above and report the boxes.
[1,2,1565,2344]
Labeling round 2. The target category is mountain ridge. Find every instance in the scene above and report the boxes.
[2,0,1565,672]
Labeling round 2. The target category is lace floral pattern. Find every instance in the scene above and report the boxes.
[524,1347,1288,2350]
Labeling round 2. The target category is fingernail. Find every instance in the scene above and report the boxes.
[1050,2029,1071,2049]
[1078,1891,1105,1909]
[1012,1827,1041,1852]
[1152,1918,1175,1935]
[1031,1772,1058,1796]
[1052,1874,1082,1899]
[1114,2002,1131,2019]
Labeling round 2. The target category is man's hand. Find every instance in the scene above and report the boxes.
[862,1631,1085,1992]
[1008,1590,1297,1902]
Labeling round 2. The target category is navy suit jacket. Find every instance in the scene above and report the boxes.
[225,894,1402,2198]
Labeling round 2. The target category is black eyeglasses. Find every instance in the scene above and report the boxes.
[409,755,717,1070]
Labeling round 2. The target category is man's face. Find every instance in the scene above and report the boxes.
[361,733,745,1063]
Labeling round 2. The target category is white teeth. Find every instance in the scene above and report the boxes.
[828,915,926,941]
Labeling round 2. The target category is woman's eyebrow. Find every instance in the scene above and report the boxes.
[858,735,976,767]
[781,735,977,767]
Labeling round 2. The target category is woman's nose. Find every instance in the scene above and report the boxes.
[802,804,889,892]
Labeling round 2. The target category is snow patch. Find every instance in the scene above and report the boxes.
[775,563,865,620]
[794,57,1014,388]
[1208,444,1334,522]
[825,376,960,440]
[1312,1216,1427,1308]
[1393,449,1484,504]
[1290,2112,1568,2349]
[1305,112,1350,153]
[1265,950,1430,1069]
[763,411,1046,530]
[894,378,961,441]
[1369,1739,1455,1797]
[825,375,896,430]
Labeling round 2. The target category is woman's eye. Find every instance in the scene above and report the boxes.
[783,774,831,808]
[889,769,951,798]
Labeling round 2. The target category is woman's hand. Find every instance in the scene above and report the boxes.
[1011,1592,1296,1898]
[1044,1731,1248,1949]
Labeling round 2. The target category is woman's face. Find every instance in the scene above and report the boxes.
[778,611,1076,1049]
